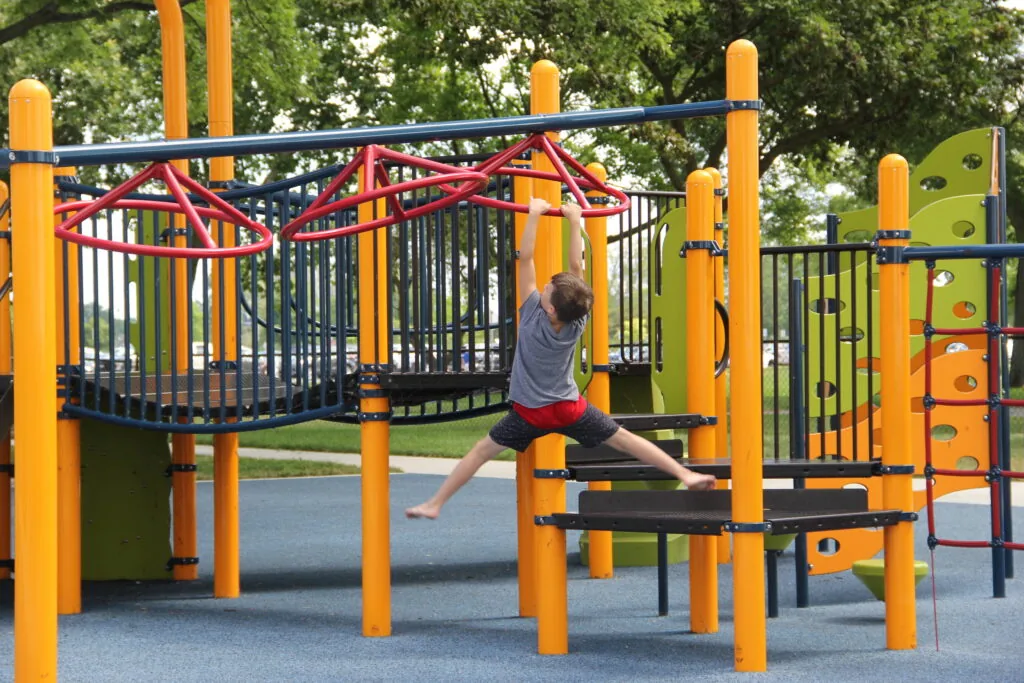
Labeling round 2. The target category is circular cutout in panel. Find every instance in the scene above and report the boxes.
[954,375,978,393]
[931,424,958,442]
[956,456,980,471]
[945,341,969,354]
[817,538,841,556]
[952,220,976,239]
[962,153,983,171]
[839,326,865,343]
[844,229,872,243]
[933,270,955,287]
[843,483,868,492]
[809,297,845,314]
[872,393,882,408]
[909,319,926,335]
[920,176,948,191]
[952,301,976,319]
[910,241,931,247]
[816,381,836,399]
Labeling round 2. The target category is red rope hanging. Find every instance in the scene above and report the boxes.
[54,162,273,259]
[279,146,488,242]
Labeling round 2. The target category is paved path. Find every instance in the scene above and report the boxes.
[197,445,1024,506]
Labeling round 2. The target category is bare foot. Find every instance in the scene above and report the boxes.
[405,502,441,519]
[683,472,716,491]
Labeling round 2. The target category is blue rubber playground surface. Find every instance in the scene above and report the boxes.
[1,473,1022,682]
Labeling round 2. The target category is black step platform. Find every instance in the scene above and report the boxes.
[565,440,879,481]
[550,489,900,536]
[609,413,708,431]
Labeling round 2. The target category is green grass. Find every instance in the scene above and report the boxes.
[194,454,400,480]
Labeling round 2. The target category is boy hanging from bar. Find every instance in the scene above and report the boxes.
[406,198,716,519]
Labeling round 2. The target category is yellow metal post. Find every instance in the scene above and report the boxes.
[207,0,241,599]
[10,77,58,682]
[156,0,198,582]
[708,167,731,565]
[686,170,718,633]
[54,166,82,614]
[0,181,10,582]
[531,59,568,655]
[513,165,538,617]
[877,154,917,650]
[584,162,613,580]
[358,166,392,637]
[725,39,767,672]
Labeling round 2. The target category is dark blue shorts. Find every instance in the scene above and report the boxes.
[488,403,620,453]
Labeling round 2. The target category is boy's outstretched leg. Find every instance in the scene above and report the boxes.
[405,436,507,519]
[602,428,716,490]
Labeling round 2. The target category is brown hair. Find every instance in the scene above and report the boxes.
[549,272,594,323]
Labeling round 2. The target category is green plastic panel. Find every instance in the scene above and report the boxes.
[81,418,172,580]
[128,211,173,370]
[806,194,988,417]
[835,128,999,247]
[562,221,594,394]
[649,206,689,414]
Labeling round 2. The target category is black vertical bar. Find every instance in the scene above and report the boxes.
[766,550,779,618]
[825,214,839,274]
[866,249,876,459]
[790,278,809,608]
[985,194,1006,598]
[850,238,859,461]
[772,253,780,459]
[657,532,668,616]
[996,127,1014,579]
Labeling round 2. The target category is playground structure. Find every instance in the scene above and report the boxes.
[2,3,1022,678]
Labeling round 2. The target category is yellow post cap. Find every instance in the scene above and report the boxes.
[585,162,607,182]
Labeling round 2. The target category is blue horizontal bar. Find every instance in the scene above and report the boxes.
[1,100,732,169]
[904,244,1024,261]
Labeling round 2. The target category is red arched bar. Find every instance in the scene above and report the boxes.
[452,133,631,217]
[279,145,488,242]
[54,162,272,258]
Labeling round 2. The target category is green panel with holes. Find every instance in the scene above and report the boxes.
[834,128,998,250]
[805,194,988,417]
[562,222,594,394]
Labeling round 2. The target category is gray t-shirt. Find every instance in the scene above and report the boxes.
[508,289,587,408]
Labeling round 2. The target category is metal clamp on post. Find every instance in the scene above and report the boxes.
[877,464,915,475]
[8,150,57,165]
[160,226,190,242]
[714,188,726,197]
[725,99,762,111]
[984,321,1003,337]
[900,512,919,522]
[679,240,724,258]
[166,556,199,570]
[591,364,613,373]
[533,468,570,479]
[0,558,13,570]
[587,196,611,205]
[358,373,381,385]
[534,515,557,526]
[874,229,911,241]
[985,466,1003,483]
[165,463,198,477]
[358,388,388,399]
[0,231,11,240]
[207,180,237,190]
[358,411,392,422]
[359,363,391,373]
[698,415,719,426]
[723,521,772,533]
[875,245,907,265]
[0,464,13,476]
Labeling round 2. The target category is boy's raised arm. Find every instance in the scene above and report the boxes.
[518,197,550,304]
[562,203,584,278]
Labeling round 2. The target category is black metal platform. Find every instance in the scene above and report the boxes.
[609,413,707,431]
[565,440,879,481]
[550,489,900,536]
